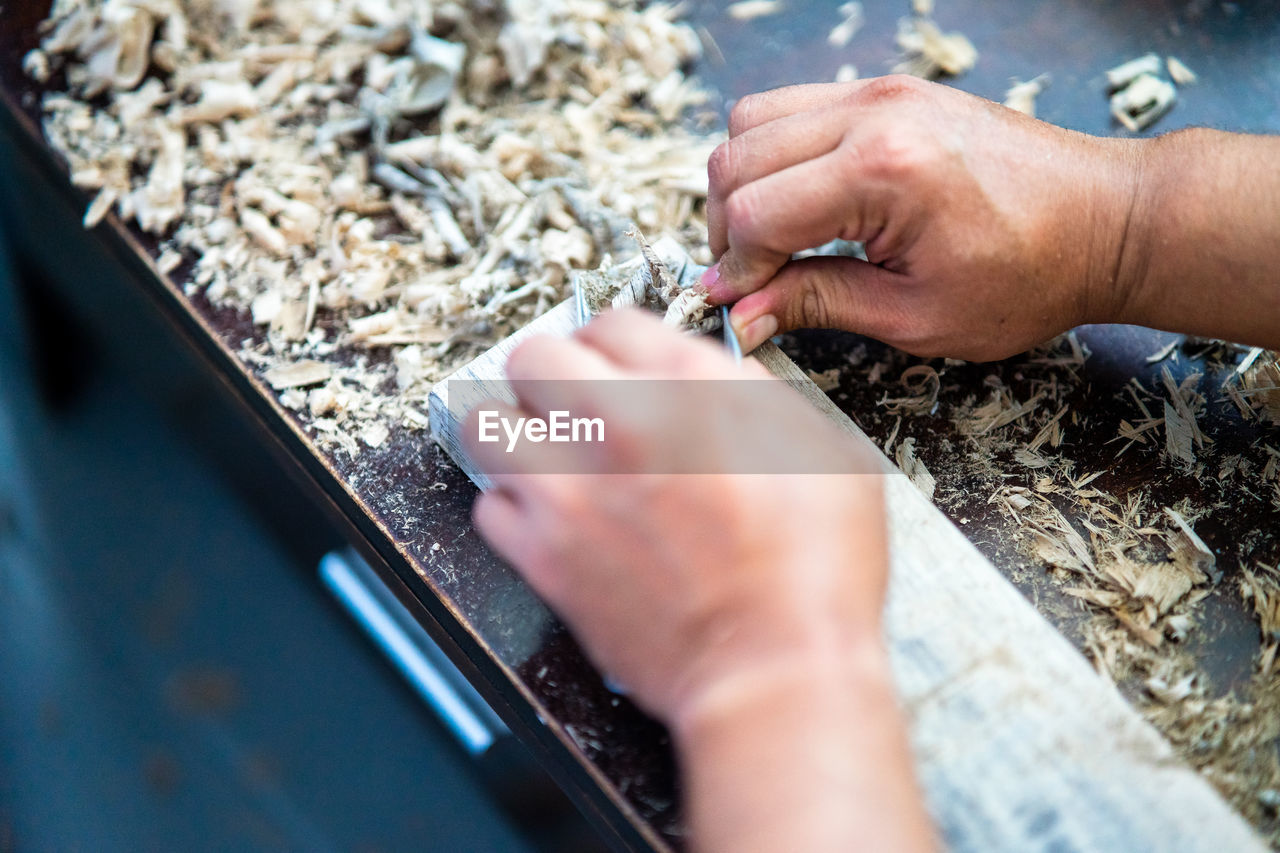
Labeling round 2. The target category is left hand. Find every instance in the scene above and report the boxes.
[461,308,888,728]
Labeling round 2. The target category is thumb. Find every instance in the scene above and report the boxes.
[726,256,909,351]
[701,243,791,305]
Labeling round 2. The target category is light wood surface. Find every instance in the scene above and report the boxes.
[430,299,1262,852]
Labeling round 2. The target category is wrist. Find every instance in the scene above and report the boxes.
[671,634,895,749]
[1077,135,1161,327]
[1088,129,1215,331]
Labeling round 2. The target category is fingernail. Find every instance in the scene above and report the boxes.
[734,313,778,352]
[699,263,725,300]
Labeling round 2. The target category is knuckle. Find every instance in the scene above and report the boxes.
[856,74,923,105]
[723,184,761,240]
[727,94,761,136]
[706,140,737,191]
[794,280,832,329]
[853,131,936,182]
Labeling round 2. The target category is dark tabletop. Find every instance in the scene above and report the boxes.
[1,2,1278,849]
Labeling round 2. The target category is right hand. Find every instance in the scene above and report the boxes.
[704,75,1151,360]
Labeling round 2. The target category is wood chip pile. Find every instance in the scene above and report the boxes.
[29,0,720,453]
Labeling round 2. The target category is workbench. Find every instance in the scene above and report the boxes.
[2,2,1278,850]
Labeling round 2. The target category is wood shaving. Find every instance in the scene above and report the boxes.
[1146,338,1181,364]
[1167,55,1198,86]
[954,382,1043,436]
[1104,53,1194,132]
[263,359,332,390]
[1237,352,1280,424]
[1111,73,1177,132]
[1106,53,1162,91]
[894,15,977,79]
[879,364,940,416]
[827,2,864,48]
[895,436,936,501]
[727,1,784,21]
[1003,74,1049,119]
[1241,565,1280,641]
[575,232,720,334]
[1162,366,1209,456]
[807,368,841,392]
[1164,400,1196,465]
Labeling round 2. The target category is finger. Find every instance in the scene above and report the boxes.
[711,146,886,303]
[471,487,530,566]
[708,106,849,257]
[573,308,731,374]
[504,334,617,419]
[728,81,867,137]
[727,256,912,351]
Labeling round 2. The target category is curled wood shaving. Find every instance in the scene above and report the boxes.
[879,364,939,416]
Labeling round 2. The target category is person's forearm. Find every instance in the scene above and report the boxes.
[1117,128,1280,348]
[672,644,935,853]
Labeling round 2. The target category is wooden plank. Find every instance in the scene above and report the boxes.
[430,299,1263,852]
